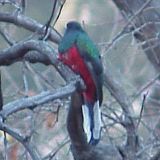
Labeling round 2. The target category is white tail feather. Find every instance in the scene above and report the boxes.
[82,105,91,142]
[93,101,101,139]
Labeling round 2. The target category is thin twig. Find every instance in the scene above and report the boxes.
[22,61,29,97]
[0,12,62,43]
[42,0,58,40]
[48,139,69,160]
[0,70,7,160]
[0,82,77,118]
[0,27,15,46]
[25,62,54,89]
[21,0,26,14]
[132,73,160,101]
[3,118,7,160]
[136,91,149,131]
[0,70,3,111]
[53,0,66,26]
[42,138,70,160]
[0,121,40,160]
[104,0,154,54]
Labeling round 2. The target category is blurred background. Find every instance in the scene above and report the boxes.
[0,0,157,159]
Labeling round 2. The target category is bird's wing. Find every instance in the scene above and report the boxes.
[76,33,103,75]
[85,61,103,105]
[76,33,103,104]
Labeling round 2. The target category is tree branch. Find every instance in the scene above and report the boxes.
[43,0,58,40]
[0,121,40,160]
[106,0,154,52]
[103,67,138,159]
[0,39,84,86]
[0,82,76,118]
[0,40,57,66]
[0,12,62,44]
[67,90,121,160]
[0,70,3,111]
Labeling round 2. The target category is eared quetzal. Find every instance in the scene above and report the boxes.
[58,21,103,145]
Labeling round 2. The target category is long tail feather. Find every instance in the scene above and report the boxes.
[82,102,102,145]
[82,104,91,142]
[93,100,102,140]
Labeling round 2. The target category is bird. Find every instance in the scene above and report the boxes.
[58,21,103,145]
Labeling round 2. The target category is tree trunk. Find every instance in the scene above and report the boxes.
[112,0,160,155]
[67,90,120,160]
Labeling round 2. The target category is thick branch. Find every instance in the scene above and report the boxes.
[0,82,76,118]
[0,40,57,66]
[68,91,117,160]
[0,12,61,44]
[104,68,138,159]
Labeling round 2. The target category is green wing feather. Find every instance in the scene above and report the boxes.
[76,32,103,104]
[76,33,99,58]
[76,32,103,75]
